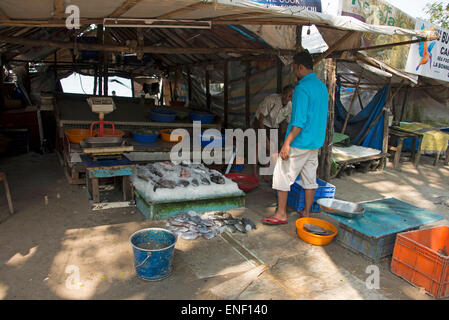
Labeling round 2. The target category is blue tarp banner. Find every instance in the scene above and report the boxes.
[334,79,389,151]
[245,0,322,12]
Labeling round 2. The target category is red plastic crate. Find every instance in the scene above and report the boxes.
[391,225,449,299]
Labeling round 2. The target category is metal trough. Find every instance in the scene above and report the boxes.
[317,198,365,218]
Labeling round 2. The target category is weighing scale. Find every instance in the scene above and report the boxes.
[80,97,136,209]
[83,97,133,160]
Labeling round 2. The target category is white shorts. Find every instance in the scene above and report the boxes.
[272,147,319,191]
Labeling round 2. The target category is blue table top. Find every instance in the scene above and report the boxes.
[323,198,443,238]
[80,154,134,169]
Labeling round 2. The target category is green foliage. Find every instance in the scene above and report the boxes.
[425,1,449,29]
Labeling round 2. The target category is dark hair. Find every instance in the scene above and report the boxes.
[282,84,294,93]
[293,50,314,70]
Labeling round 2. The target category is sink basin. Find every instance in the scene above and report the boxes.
[317,198,365,218]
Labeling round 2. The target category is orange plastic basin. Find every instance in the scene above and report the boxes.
[296,217,338,246]
[65,129,91,143]
[160,129,185,142]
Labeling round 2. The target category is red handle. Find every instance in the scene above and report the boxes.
[90,120,115,136]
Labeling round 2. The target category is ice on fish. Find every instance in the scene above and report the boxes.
[132,162,242,203]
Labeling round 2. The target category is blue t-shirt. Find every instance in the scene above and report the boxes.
[285,73,329,150]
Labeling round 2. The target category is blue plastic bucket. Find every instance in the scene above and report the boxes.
[129,228,177,281]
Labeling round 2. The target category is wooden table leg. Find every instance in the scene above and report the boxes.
[122,176,129,201]
[85,174,91,199]
[445,143,449,166]
[411,137,417,162]
[394,138,404,169]
[414,137,422,167]
[130,181,135,201]
[92,178,100,203]
[2,175,14,214]
[434,150,441,166]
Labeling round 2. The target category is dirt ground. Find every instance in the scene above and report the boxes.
[0,152,448,300]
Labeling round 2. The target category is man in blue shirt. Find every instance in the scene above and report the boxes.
[262,50,329,225]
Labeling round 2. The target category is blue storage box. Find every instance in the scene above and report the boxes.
[327,198,444,262]
[150,109,177,122]
[189,111,215,124]
[287,176,336,213]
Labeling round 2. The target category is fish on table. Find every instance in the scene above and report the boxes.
[153,179,177,191]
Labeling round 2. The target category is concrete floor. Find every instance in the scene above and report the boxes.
[0,152,448,300]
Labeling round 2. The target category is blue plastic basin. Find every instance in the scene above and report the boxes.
[133,132,159,143]
[189,111,215,124]
[150,109,177,123]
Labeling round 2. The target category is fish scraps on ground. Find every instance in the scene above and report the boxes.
[166,211,257,240]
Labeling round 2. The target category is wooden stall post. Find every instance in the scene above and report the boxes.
[97,24,103,96]
[103,27,110,96]
[399,87,409,123]
[103,54,108,96]
[245,61,250,129]
[93,65,98,95]
[0,54,4,109]
[223,60,229,128]
[277,57,282,94]
[187,67,192,105]
[205,67,211,111]
[382,79,393,169]
[319,58,336,181]
[53,51,58,89]
[341,69,365,134]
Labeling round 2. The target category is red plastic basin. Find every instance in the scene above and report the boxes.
[224,173,259,193]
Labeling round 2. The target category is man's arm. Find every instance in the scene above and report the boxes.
[280,126,301,160]
[279,87,309,160]
[258,114,265,129]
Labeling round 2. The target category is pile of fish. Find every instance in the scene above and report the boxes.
[135,161,226,192]
[303,223,334,236]
[165,211,257,240]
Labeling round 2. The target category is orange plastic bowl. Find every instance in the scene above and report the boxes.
[296,217,338,246]
[160,129,185,142]
[65,129,91,143]
[94,128,125,138]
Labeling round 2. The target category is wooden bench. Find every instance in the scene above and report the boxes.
[388,127,423,169]
[331,153,388,178]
